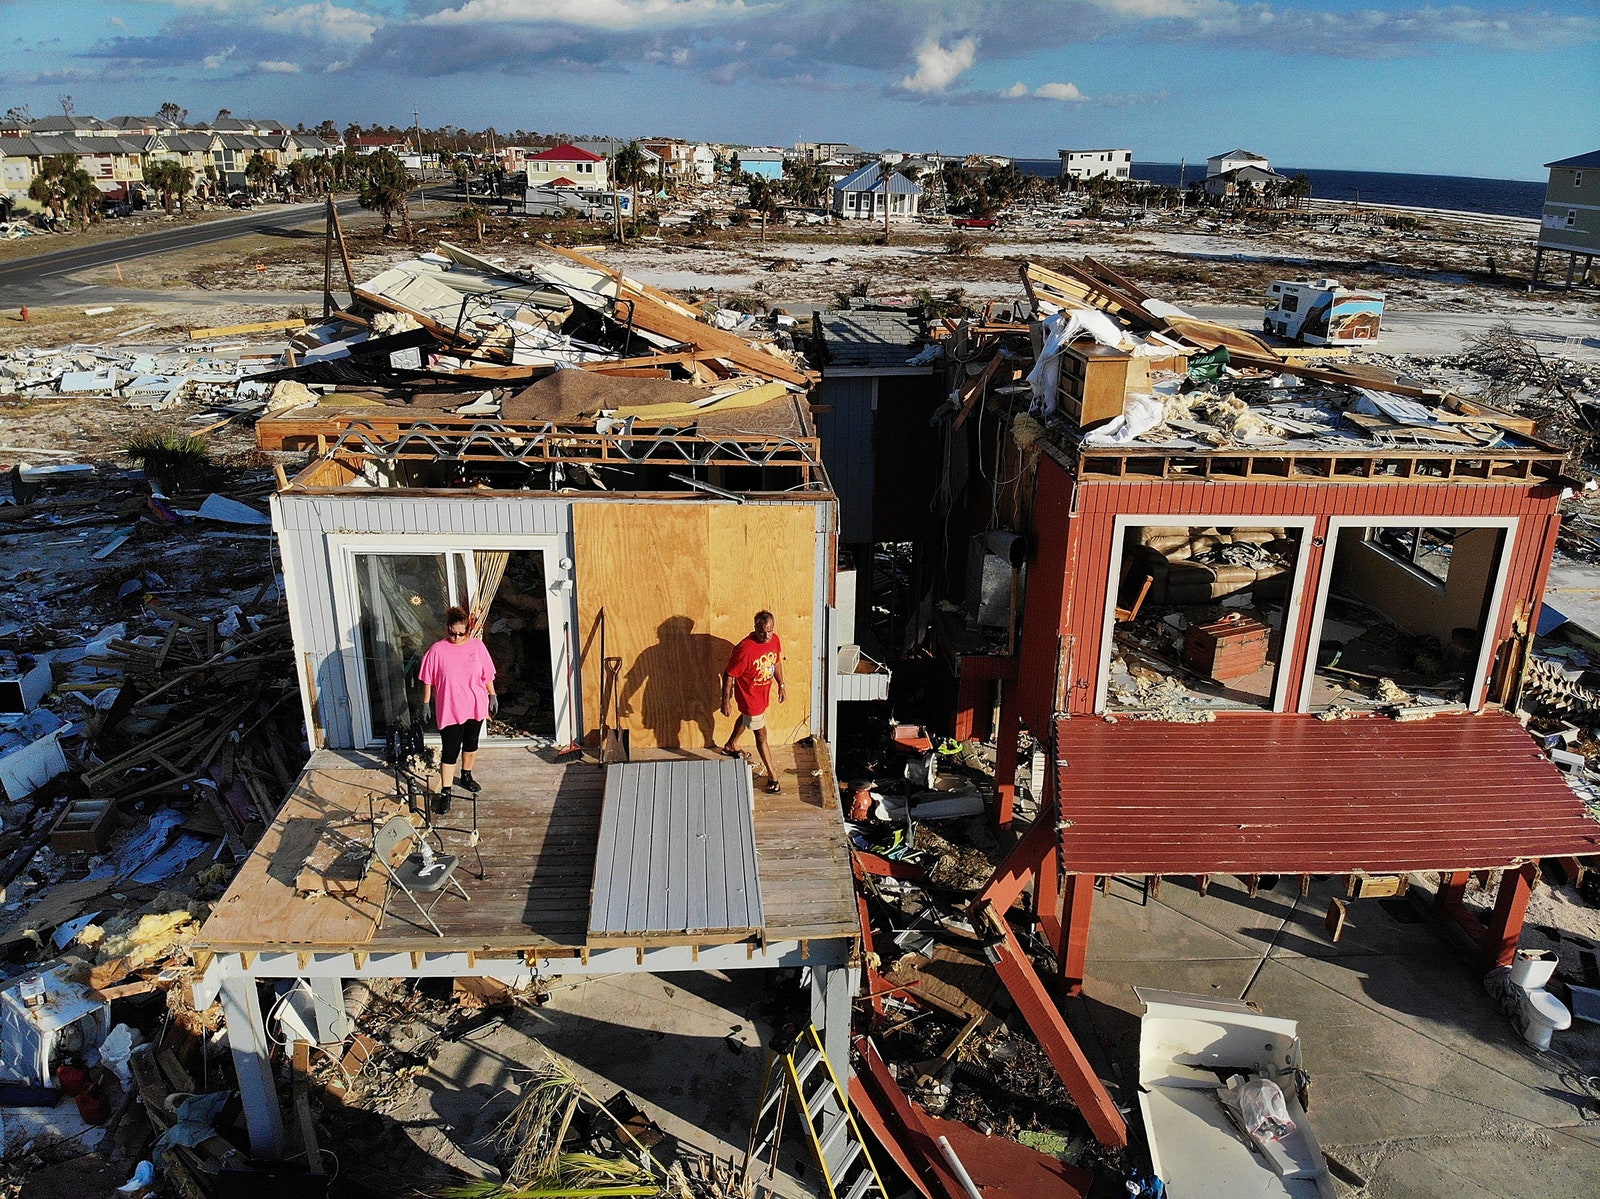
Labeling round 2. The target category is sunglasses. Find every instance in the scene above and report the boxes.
[447,629,469,639]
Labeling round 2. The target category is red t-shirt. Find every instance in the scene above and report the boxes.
[725,634,782,716]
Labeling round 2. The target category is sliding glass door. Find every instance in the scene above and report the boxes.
[354,552,473,740]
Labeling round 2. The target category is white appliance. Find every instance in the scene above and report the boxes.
[0,967,110,1086]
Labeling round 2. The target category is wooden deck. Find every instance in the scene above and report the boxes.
[198,741,858,956]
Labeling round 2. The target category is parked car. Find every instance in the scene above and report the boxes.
[952,217,997,229]
[226,192,254,209]
[100,200,133,218]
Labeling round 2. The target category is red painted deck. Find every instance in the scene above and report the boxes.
[1054,711,1600,875]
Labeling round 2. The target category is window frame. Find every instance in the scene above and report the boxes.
[1096,514,1318,714]
[1299,517,1517,712]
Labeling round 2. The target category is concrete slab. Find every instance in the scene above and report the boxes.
[394,971,816,1198]
[1085,872,1600,1199]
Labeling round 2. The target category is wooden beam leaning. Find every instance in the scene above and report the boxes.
[976,900,1128,1149]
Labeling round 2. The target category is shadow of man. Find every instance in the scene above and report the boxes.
[618,615,731,749]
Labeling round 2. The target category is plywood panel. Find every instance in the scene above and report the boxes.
[574,503,713,750]
[572,501,817,750]
[707,504,815,746]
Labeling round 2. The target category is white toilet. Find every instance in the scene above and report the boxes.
[1509,950,1571,1050]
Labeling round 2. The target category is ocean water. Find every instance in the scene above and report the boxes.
[1013,160,1545,220]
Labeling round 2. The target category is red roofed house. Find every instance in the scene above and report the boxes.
[504,142,608,189]
[349,133,409,156]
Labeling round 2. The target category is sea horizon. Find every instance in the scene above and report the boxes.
[1013,160,1547,220]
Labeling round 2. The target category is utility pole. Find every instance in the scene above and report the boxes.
[414,105,426,211]
[1178,157,1186,216]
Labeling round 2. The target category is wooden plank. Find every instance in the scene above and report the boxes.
[190,317,306,340]
[979,902,1128,1150]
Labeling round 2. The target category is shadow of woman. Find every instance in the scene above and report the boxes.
[617,615,732,749]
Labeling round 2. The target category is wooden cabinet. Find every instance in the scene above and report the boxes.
[1058,343,1132,430]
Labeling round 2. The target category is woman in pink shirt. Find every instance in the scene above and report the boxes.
[418,606,498,814]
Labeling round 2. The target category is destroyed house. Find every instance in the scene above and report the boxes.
[192,242,865,1157]
[947,260,1600,997]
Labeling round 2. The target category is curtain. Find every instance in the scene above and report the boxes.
[470,551,511,638]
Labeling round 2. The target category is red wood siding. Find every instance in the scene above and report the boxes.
[1054,712,1600,875]
[1027,462,1563,722]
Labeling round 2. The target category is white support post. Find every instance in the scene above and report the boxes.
[810,962,860,1078]
[307,975,351,1044]
[219,959,286,1158]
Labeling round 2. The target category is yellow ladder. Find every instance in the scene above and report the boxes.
[744,1026,889,1199]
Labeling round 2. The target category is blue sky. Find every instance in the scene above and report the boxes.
[2,0,1595,179]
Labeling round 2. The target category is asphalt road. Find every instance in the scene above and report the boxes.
[0,197,365,306]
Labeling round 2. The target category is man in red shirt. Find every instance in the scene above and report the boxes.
[721,610,786,793]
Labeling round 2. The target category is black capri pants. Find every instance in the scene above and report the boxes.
[438,718,483,765]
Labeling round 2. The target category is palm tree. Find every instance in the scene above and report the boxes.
[1286,173,1312,210]
[459,203,489,242]
[1234,176,1256,215]
[28,153,96,226]
[781,159,828,209]
[611,140,649,227]
[358,149,414,239]
[875,157,897,241]
[286,157,314,198]
[244,151,273,198]
[143,159,193,213]
[746,175,779,242]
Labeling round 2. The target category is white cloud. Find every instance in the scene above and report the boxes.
[424,0,753,30]
[998,79,1089,102]
[258,3,381,45]
[1034,80,1085,100]
[200,45,237,70]
[257,59,304,72]
[898,34,978,93]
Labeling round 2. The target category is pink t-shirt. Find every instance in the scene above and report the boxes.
[417,637,497,728]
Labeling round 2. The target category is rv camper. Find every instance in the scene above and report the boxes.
[522,186,632,219]
[1264,278,1385,345]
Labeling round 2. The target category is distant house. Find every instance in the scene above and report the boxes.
[146,132,223,196]
[26,115,116,138]
[737,150,785,181]
[795,141,865,164]
[571,139,662,174]
[1203,162,1289,201]
[831,161,922,221]
[1059,148,1131,182]
[350,133,408,156]
[518,143,609,190]
[1533,150,1600,289]
[1207,148,1271,177]
[0,134,148,205]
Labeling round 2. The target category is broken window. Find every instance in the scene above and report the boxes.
[1366,526,1456,584]
[1105,523,1304,714]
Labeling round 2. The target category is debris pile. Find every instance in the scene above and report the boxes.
[0,429,306,1188]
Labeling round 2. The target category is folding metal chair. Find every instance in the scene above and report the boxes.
[371,814,469,937]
